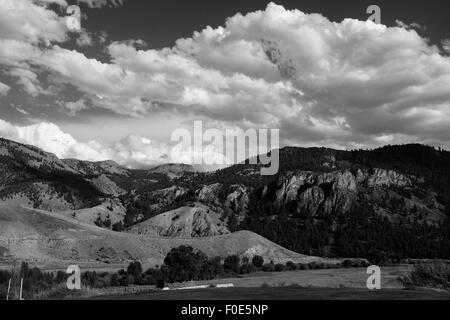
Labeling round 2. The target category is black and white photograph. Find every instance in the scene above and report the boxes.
[1,0,450,307]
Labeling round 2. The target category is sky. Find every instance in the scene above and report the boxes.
[0,0,450,168]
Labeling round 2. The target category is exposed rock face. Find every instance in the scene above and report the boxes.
[145,185,189,211]
[268,169,446,223]
[128,203,230,238]
[298,187,325,216]
[367,169,411,188]
[91,174,126,196]
[196,183,223,211]
[225,185,249,221]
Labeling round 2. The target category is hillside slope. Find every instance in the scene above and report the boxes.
[0,203,328,266]
[128,203,230,238]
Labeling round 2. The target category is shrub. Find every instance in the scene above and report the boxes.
[286,261,297,271]
[342,260,354,268]
[252,255,264,269]
[297,263,309,270]
[400,263,450,290]
[157,279,165,289]
[110,274,120,287]
[368,250,388,265]
[119,275,129,286]
[164,246,208,282]
[240,263,257,275]
[141,274,156,285]
[55,271,67,284]
[274,264,286,272]
[112,222,124,232]
[127,275,135,285]
[262,263,275,272]
[308,262,319,270]
[223,255,241,274]
[127,261,143,283]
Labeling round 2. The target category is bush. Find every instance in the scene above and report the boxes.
[141,274,156,285]
[262,263,275,272]
[297,263,309,270]
[157,279,165,289]
[400,263,450,290]
[308,262,319,270]
[55,271,67,284]
[342,260,354,268]
[119,275,129,286]
[127,261,143,278]
[127,261,143,284]
[240,263,257,275]
[274,264,286,272]
[286,261,297,271]
[112,222,124,232]
[164,246,208,282]
[368,250,388,265]
[126,275,135,285]
[223,255,241,274]
[110,274,120,287]
[252,255,264,269]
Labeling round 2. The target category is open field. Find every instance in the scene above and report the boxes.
[84,266,432,300]
[92,287,450,300]
[187,266,412,289]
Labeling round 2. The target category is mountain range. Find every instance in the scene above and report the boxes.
[0,137,449,266]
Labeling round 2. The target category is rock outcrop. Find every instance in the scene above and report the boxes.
[266,169,446,223]
[225,185,249,221]
[195,183,223,211]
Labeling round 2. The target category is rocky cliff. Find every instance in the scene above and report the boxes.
[263,168,445,224]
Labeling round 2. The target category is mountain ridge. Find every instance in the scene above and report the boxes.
[1,137,450,263]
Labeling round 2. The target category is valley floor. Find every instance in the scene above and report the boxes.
[93,287,450,300]
[84,266,450,300]
[163,266,412,290]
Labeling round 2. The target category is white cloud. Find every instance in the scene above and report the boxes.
[0,0,70,96]
[0,0,67,44]
[442,39,450,54]
[76,31,94,47]
[26,2,450,149]
[7,67,52,97]
[2,2,450,152]
[77,0,124,8]
[395,20,426,31]
[0,119,224,168]
[63,99,89,116]
[0,81,10,95]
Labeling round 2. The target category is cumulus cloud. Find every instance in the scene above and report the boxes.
[395,20,426,31]
[2,2,450,153]
[0,118,228,168]
[77,0,124,8]
[76,31,94,47]
[0,81,10,95]
[62,99,89,116]
[0,119,164,166]
[0,0,67,44]
[25,2,450,149]
[442,39,450,54]
[0,0,69,95]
